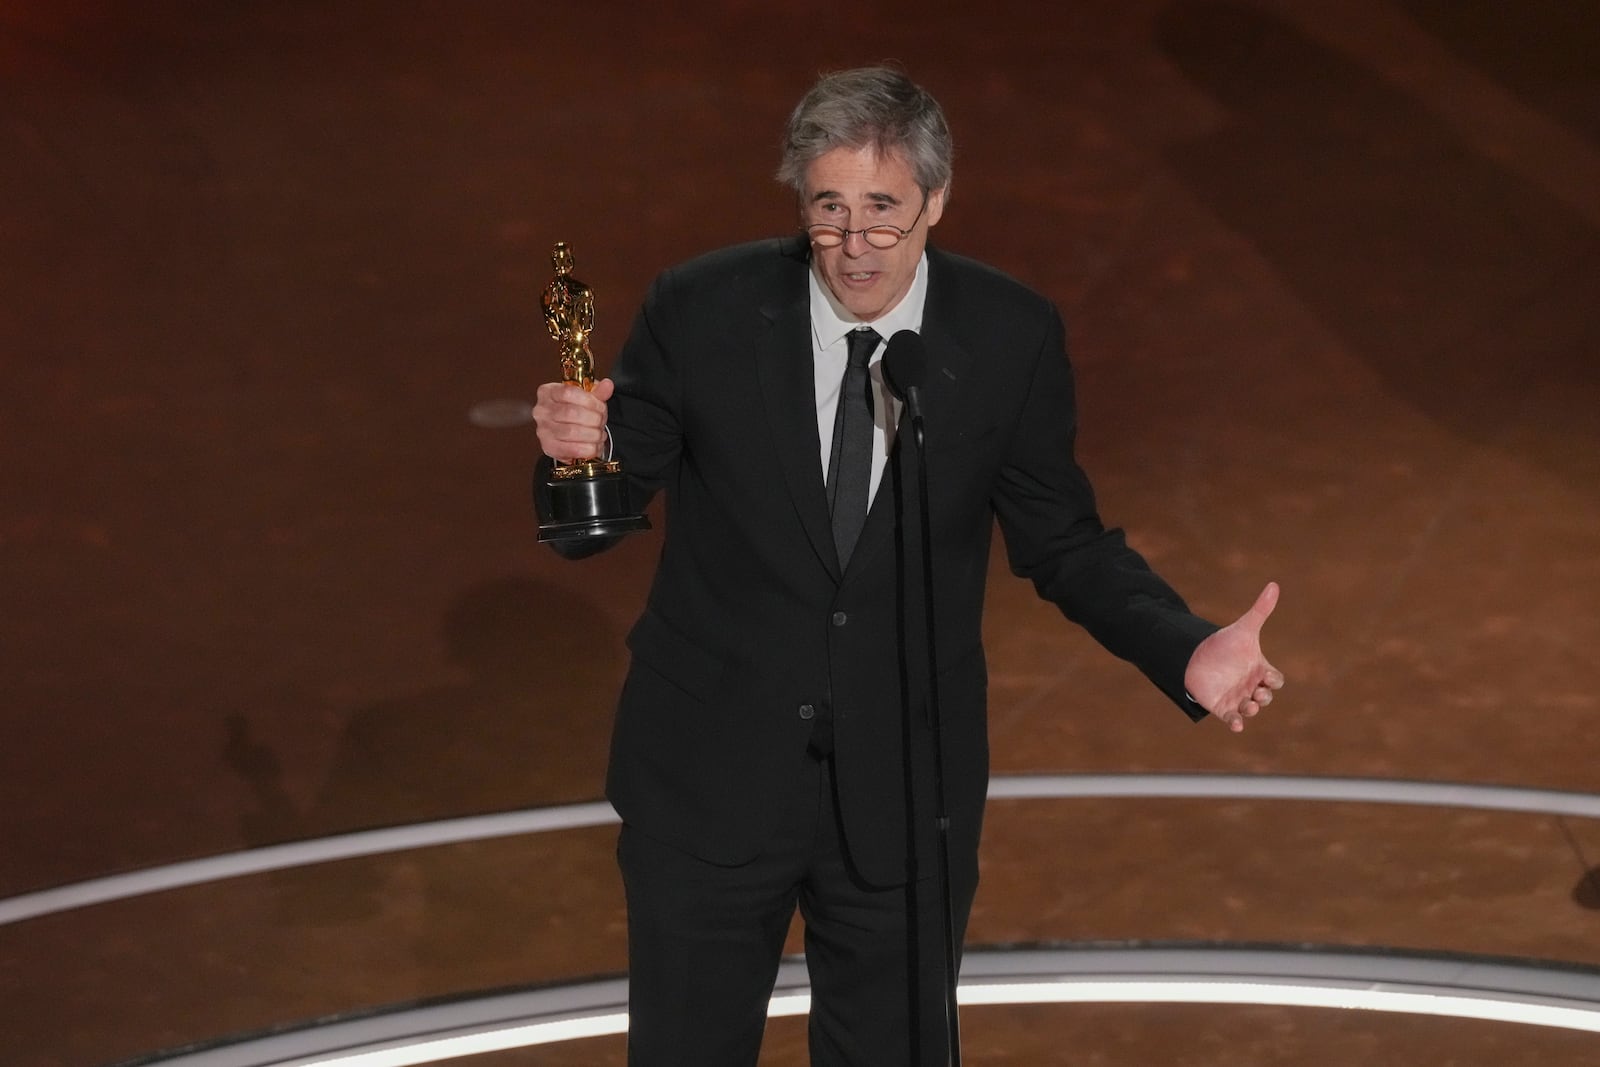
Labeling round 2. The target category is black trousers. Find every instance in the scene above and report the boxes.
[617,751,977,1066]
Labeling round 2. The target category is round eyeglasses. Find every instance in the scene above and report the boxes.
[805,191,929,249]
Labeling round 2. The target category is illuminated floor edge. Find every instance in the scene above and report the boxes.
[8,773,1600,926]
[118,945,1600,1066]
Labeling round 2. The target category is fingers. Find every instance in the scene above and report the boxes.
[1219,667,1286,733]
[1217,679,1272,732]
[1220,698,1261,733]
[533,380,610,462]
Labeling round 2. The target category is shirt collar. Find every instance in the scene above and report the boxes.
[809,253,929,351]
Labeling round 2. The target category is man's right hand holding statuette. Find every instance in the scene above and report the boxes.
[530,241,649,543]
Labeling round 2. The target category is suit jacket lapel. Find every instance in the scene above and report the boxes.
[843,247,979,580]
[753,244,844,579]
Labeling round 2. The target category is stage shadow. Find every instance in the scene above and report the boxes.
[1159,0,1600,490]
[1400,0,1600,144]
[222,576,621,960]
[1576,867,1600,911]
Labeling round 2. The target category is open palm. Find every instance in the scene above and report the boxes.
[1184,582,1285,732]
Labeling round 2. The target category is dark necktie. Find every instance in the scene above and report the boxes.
[826,327,881,568]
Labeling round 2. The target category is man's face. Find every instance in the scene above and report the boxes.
[802,144,946,322]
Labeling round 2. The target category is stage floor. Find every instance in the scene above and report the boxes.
[3,1,1599,1063]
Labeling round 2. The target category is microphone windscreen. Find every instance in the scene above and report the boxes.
[881,329,928,401]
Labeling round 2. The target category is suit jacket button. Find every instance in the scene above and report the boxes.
[798,704,816,720]
[831,611,848,627]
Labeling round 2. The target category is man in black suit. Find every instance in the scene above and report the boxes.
[533,66,1283,1067]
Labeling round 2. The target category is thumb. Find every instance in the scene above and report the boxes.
[591,377,616,403]
[1242,581,1280,630]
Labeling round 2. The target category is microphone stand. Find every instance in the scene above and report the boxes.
[901,387,962,1067]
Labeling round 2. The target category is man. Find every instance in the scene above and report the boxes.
[533,66,1283,1067]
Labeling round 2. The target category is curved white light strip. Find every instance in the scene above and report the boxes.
[287,984,1600,1067]
[8,775,1600,927]
[0,802,618,926]
[291,1014,632,1067]
[988,774,1600,818]
[127,948,1600,1066]
[961,982,1600,1030]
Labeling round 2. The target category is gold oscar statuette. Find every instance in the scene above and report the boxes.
[535,241,651,543]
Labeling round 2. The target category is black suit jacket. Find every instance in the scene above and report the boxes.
[546,236,1215,887]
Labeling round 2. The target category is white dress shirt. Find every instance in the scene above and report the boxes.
[809,254,929,505]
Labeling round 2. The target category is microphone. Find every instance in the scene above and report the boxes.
[881,329,927,424]
[880,326,960,1062]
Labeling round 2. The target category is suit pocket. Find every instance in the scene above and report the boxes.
[933,644,987,713]
[625,609,727,702]
[923,422,996,456]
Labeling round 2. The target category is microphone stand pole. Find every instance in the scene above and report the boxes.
[905,407,962,1067]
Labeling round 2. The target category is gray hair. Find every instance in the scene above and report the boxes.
[777,66,953,198]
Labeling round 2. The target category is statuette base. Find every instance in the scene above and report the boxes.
[536,468,651,543]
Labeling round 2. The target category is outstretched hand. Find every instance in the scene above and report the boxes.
[1184,582,1285,733]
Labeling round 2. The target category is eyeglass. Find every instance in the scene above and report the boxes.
[805,191,929,249]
